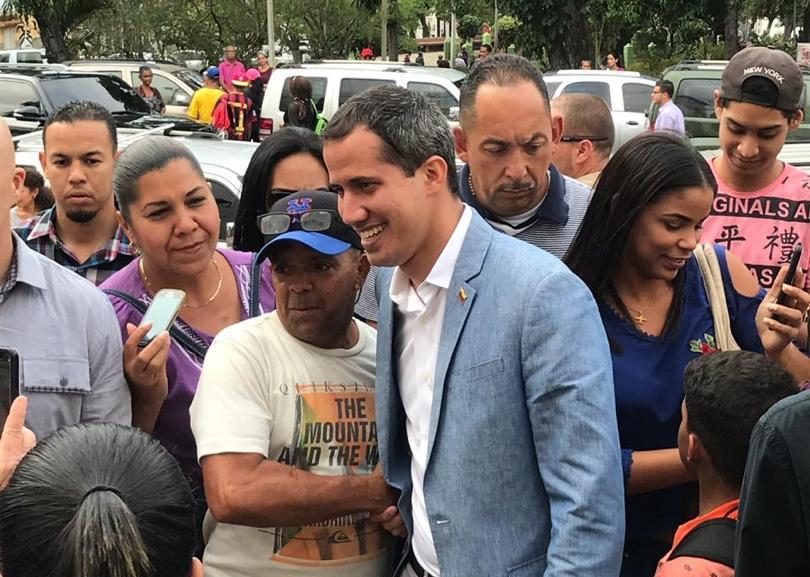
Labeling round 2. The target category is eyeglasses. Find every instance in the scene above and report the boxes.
[258,209,336,235]
[560,135,610,142]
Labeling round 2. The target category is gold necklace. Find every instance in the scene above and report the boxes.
[139,257,223,309]
[628,307,648,325]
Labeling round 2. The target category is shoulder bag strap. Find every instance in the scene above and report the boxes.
[102,289,209,360]
[693,243,741,351]
[668,517,737,567]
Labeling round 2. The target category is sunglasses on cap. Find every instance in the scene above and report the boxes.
[559,135,610,142]
[257,209,337,236]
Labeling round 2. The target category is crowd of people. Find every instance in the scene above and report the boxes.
[2,45,810,577]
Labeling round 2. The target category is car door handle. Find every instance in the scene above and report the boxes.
[626,120,639,126]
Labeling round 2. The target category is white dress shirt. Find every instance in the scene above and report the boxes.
[389,205,472,576]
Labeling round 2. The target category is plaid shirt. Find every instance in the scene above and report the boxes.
[14,208,135,286]
[0,237,18,303]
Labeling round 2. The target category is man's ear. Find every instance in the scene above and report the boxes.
[421,155,449,196]
[687,432,703,465]
[713,89,724,120]
[453,126,469,164]
[576,140,595,165]
[551,114,563,145]
[789,108,804,131]
[356,252,370,290]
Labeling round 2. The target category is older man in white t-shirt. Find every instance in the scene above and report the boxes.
[653,79,686,135]
[191,190,400,577]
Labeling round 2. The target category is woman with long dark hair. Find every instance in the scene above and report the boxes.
[565,131,807,577]
[232,127,329,252]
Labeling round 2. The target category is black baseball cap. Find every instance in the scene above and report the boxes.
[260,190,362,255]
[720,47,804,112]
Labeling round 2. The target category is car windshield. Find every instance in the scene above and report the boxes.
[41,75,151,114]
[173,68,204,90]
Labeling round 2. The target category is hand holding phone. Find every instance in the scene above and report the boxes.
[138,289,186,348]
[777,243,803,307]
[0,348,21,431]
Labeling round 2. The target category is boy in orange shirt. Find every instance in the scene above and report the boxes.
[655,351,796,576]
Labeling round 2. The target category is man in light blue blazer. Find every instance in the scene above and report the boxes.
[323,84,624,577]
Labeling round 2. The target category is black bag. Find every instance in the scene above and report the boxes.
[102,289,209,360]
[668,517,736,568]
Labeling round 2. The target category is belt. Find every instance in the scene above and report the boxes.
[406,549,437,577]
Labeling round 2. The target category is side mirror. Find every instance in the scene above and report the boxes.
[173,92,191,106]
[12,105,43,121]
[449,106,460,122]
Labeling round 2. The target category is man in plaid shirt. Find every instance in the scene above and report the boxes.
[15,101,135,285]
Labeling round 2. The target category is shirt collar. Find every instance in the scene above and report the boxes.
[389,205,473,308]
[458,163,570,227]
[10,232,47,291]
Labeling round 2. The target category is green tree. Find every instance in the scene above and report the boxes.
[496,14,520,49]
[457,13,480,40]
[3,0,110,61]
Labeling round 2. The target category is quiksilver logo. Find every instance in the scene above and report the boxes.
[743,66,785,84]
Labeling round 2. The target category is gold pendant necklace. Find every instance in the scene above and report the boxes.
[139,257,223,309]
[630,308,648,325]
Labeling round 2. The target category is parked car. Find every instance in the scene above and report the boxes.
[65,60,203,117]
[284,60,468,87]
[649,60,810,150]
[259,66,461,139]
[13,125,256,242]
[542,70,657,150]
[0,67,215,137]
[0,49,46,65]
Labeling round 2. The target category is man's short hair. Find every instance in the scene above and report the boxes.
[656,79,675,98]
[322,85,458,195]
[459,54,550,124]
[480,44,492,53]
[552,93,614,156]
[683,351,796,488]
[43,100,117,152]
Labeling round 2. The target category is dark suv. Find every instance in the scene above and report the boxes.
[0,67,214,136]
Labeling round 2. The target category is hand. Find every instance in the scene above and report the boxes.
[757,266,808,358]
[0,396,36,489]
[124,322,170,409]
[368,464,399,512]
[370,505,407,537]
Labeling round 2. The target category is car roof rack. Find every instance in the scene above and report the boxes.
[13,123,221,152]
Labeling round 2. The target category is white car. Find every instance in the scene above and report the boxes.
[13,125,257,242]
[543,70,657,149]
[259,66,460,139]
[0,49,46,65]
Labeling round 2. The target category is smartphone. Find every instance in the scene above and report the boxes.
[0,348,21,430]
[777,243,803,306]
[138,289,186,348]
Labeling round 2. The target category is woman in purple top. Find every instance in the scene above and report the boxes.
[100,136,275,541]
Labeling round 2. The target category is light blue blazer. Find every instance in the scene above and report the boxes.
[375,211,625,577]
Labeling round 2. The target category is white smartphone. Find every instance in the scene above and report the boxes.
[138,289,186,348]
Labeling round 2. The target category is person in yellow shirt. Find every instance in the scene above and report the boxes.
[188,66,225,125]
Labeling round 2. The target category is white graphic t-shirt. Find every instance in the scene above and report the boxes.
[191,312,392,577]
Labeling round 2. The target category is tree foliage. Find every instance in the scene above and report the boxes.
[3,0,110,61]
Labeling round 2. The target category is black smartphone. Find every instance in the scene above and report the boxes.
[777,243,803,306]
[0,348,21,430]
